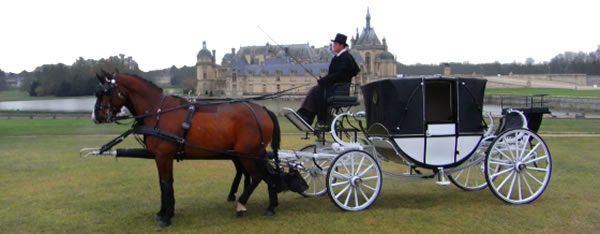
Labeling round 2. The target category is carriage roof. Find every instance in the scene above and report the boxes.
[361,75,487,136]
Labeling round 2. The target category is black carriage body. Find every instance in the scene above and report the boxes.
[361,76,487,168]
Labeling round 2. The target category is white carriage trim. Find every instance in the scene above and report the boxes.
[425,137,456,165]
[427,123,455,136]
[393,138,425,164]
[456,136,482,162]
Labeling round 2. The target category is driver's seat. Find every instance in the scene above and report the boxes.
[316,83,359,126]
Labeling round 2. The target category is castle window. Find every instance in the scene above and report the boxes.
[365,52,372,74]
[277,84,280,92]
[203,72,207,80]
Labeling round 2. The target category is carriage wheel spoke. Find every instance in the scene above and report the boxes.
[524,170,544,185]
[303,173,311,181]
[315,175,325,188]
[490,167,513,179]
[454,168,465,180]
[361,183,377,192]
[493,145,514,161]
[331,170,350,180]
[358,164,375,177]
[334,184,351,199]
[525,155,548,165]
[517,134,531,160]
[465,164,473,185]
[356,157,366,176]
[341,159,351,175]
[344,186,353,206]
[527,167,548,173]
[496,171,515,191]
[331,180,349,187]
[362,175,380,181]
[489,158,512,167]
[350,154,356,175]
[521,142,542,162]
[358,186,370,201]
[520,173,534,195]
[506,170,518,199]
[353,187,359,207]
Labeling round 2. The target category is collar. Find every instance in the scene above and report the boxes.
[336,48,348,57]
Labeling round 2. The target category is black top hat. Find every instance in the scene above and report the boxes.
[331,33,348,47]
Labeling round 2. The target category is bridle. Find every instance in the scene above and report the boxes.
[94,76,127,123]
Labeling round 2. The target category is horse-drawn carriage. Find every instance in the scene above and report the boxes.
[276,75,552,210]
[82,72,551,226]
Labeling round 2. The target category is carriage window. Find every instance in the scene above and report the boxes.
[426,81,455,122]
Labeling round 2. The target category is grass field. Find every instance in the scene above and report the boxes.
[1,118,599,232]
[2,87,600,102]
[486,88,600,98]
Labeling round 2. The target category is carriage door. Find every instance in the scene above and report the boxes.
[424,80,457,165]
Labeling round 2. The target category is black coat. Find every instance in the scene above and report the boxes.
[319,50,360,86]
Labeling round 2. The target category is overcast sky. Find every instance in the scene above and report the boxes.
[1,0,598,73]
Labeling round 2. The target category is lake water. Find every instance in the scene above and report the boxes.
[0,97,570,115]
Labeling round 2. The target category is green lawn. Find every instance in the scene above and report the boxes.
[486,88,600,98]
[0,118,599,232]
[2,87,600,102]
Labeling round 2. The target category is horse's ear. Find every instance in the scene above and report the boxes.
[101,68,111,78]
[96,73,105,84]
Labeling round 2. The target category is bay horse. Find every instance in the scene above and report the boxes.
[92,71,282,227]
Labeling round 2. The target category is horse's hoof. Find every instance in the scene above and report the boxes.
[157,219,171,228]
[236,210,246,217]
[227,194,236,202]
[263,210,275,216]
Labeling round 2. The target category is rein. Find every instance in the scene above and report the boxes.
[113,83,311,122]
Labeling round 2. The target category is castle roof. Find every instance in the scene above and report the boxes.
[352,8,386,50]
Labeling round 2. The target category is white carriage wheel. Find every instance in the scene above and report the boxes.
[485,129,552,204]
[326,150,382,211]
[298,144,330,197]
[447,138,494,191]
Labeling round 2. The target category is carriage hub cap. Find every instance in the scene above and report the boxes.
[350,176,362,187]
[514,161,526,172]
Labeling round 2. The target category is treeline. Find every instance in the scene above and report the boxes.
[0,69,7,90]
[398,46,600,76]
[14,54,143,96]
[0,55,198,97]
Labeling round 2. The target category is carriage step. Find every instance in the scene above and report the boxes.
[435,180,451,186]
[435,167,451,185]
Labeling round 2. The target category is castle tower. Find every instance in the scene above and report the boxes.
[196,41,218,95]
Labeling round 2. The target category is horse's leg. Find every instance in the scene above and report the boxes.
[236,177,261,217]
[227,159,246,202]
[237,160,279,217]
[263,177,279,216]
[155,156,175,227]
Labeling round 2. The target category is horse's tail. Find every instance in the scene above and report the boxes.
[264,107,280,158]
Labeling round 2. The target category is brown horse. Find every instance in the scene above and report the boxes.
[92,71,282,227]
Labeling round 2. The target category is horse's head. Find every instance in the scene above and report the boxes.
[92,71,128,124]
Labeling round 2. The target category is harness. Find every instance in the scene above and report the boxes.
[97,97,271,162]
[94,75,298,162]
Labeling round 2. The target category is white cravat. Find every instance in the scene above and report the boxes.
[336,48,348,57]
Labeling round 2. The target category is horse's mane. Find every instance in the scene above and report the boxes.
[123,73,164,92]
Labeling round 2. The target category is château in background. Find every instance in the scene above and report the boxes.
[195,9,397,97]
